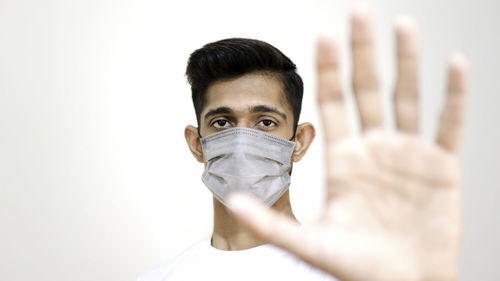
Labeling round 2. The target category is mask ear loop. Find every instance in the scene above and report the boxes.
[288,126,298,175]
[289,124,297,141]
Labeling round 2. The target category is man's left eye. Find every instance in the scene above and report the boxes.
[258,119,276,127]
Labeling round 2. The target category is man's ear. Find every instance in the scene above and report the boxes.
[184,125,204,163]
[292,122,315,162]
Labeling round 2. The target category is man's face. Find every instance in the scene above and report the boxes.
[199,72,295,140]
[185,71,313,168]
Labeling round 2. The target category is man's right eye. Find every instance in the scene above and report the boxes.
[211,119,231,129]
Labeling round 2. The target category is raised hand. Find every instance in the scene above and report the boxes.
[228,4,468,281]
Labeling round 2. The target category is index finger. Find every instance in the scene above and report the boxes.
[351,4,383,131]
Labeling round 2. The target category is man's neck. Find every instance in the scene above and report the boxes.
[211,190,297,251]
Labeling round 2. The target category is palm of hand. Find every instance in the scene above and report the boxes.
[309,131,461,281]
[228,5,468,281]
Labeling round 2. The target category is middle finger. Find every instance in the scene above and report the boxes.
[351,4,383,131]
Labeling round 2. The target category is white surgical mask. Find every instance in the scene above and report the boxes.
[200,127,295,206]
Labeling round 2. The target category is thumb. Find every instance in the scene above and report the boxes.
[227,193,313,260]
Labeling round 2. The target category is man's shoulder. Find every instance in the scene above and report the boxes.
[137,239,210,281]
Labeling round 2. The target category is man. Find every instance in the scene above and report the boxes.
[139,37,334,281]
[139,4,467,281]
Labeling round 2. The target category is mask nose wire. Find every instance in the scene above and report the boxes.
[198,127,297,141]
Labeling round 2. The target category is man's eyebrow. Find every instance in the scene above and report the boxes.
[203,107,234,120]
[250,105,287,120]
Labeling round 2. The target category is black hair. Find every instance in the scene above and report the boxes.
[185,38,303,132]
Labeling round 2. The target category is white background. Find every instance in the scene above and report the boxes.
[1,0,499,280]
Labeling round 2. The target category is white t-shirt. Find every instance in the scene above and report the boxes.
[138,238,338,281]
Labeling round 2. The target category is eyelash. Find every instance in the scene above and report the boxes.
[209,118,278,129]
[210,119,231,129]
[257,119,277,128]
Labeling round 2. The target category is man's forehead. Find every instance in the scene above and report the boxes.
[201,73,292,116]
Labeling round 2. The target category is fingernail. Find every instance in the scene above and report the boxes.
[227,193,248,212]
[449,52,468,69]
[352,1,372,18]
[394,15,418,34]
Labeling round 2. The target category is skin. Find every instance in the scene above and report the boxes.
[227,4,468,281]
[184,72,316,251]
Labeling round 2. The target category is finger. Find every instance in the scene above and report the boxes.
[317,37,350,143]
[393,15,419,132]
[227,193,320,263]
[351,3,382,130]
[436,53,469,152]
